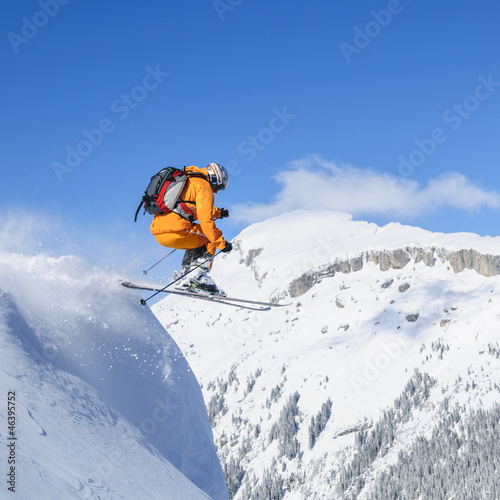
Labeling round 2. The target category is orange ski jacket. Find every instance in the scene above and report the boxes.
[150,166,226,250]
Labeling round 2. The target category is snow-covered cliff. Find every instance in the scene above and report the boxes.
[0,251,228,499]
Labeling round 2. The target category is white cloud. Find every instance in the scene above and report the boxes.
[0,211,145,276]
[0,210,52,253]
[231,155,500,224]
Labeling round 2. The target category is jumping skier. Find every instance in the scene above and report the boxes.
[149,162,232,295]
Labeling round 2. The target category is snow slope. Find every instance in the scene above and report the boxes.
[0,250,228,499]
[152,210,500,499]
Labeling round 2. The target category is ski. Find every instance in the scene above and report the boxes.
[173,287,291,308]
[121,281,277,311]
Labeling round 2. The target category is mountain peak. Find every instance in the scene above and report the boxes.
[154,210,500,499]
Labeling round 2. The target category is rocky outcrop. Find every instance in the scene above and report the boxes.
[381,279,394,289]
[287,247,500,298]
[445,249,500,276]
[370,249,411,271]
[289,270,325,297]
[242,247,263,267]
[406,313,420,323]
[237,245,266,284]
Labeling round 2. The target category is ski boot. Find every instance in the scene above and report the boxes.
[186,269,221,295]
[179,247,225,296]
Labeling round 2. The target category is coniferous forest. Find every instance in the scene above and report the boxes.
[217,369,500,499]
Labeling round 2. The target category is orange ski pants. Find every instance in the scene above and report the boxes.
[154,224,217,255]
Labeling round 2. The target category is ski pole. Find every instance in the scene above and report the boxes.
[142,248,177,275]
[140,250,222,305]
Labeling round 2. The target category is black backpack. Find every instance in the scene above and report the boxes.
[134,167,207,222]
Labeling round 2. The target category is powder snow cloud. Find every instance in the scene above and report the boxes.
[231,155,500,224]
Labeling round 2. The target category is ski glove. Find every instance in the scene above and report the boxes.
[219,208,230,219]
[221,241,233,253]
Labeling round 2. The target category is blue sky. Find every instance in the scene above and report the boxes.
[2,0,499,275]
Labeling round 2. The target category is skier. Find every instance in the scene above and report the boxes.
[150,162,232,294]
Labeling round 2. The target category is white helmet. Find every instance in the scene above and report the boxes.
[206,163,229,193]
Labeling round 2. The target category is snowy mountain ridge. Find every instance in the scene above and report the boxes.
[153,210,500,499]
[233,210,500,292]
[287,244,500,298]
[0,251,229,499]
